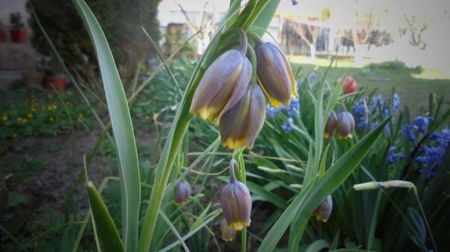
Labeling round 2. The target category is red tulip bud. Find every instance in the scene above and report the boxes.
[342,76,357,94]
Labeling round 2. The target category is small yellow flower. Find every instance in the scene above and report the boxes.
[49,117,54,123]
[144,115,151,121]
[27,113,33,118]
[17,117,24,123]
[1,114,8,121]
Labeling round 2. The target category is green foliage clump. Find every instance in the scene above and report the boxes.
[367,60,423,74]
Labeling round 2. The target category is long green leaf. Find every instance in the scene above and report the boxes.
[247,181,287,209]
[251,0,280,35]
[258,117,391,252]
[159,210,190,252]
[159,209,222,252]
[305,239,329,252]
[87,182,124,252]
[72,1,141,251]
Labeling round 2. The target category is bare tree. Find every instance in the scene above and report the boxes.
[404,14,428,50]
[294,22,320,59]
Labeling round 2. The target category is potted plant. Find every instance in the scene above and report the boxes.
[0,21,5,42]
[10,12,26,43]
[39,57,68,91]
[42,71,67,91]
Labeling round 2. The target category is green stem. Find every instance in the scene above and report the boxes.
[246,45,257,84]
[241,228,247,252]
[138,73,199,252]
[246,30,263,47]
[238,28,248,55]
[139,25,222,251]
[233,149,248,252]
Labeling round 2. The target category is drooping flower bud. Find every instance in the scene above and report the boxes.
[175,181,191,204]
[256,43,296,108]
[219,85,266,149]
[324,111,337,139]
[221,160,252,231]
[314,195,333,222]
[336,111,355,139]
[342,76,357,94]
[190,49,252,122]
[220,219,237,242]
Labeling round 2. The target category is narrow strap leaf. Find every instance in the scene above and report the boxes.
[87,182,124,252]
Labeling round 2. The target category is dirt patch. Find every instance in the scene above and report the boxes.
[0,129,108,222]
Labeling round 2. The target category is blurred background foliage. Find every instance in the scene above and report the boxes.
[27,0,162,82]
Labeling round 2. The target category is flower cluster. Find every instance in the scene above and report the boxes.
[400,116,433,142]
[352,97,369,129]
[386,146,406,164]
[266,95,300,133]
[190,30,296,149]
[324,111,355,139]
[415,127,449,177]
[1,92,90,152]
[266,96,300,119]
[352,93,400,134]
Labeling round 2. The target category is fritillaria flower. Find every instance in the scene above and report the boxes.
[256,43,296,108]
[221,160,252,231]
[190,49,251,122]
[336,111,355,139]
[220,219,237,242]
[324,111,337,139]
[219,85,266,149]
[314,195,333,222]
[175,181,191,204]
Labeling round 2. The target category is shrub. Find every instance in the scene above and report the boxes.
[27,0,161,81]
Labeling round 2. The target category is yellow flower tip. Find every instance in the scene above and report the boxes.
[228,219,250,231]
[314,212,327,222]
[222,236,235,242]
[258,82,289,109]
[337,133,353,140]
[324,132,331,139]
[193,106,221,122]
[175,199,188,205]
[222,137,247,149]
[266,96,289,109]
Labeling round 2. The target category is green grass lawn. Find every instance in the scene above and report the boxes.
[291,56,450,115]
